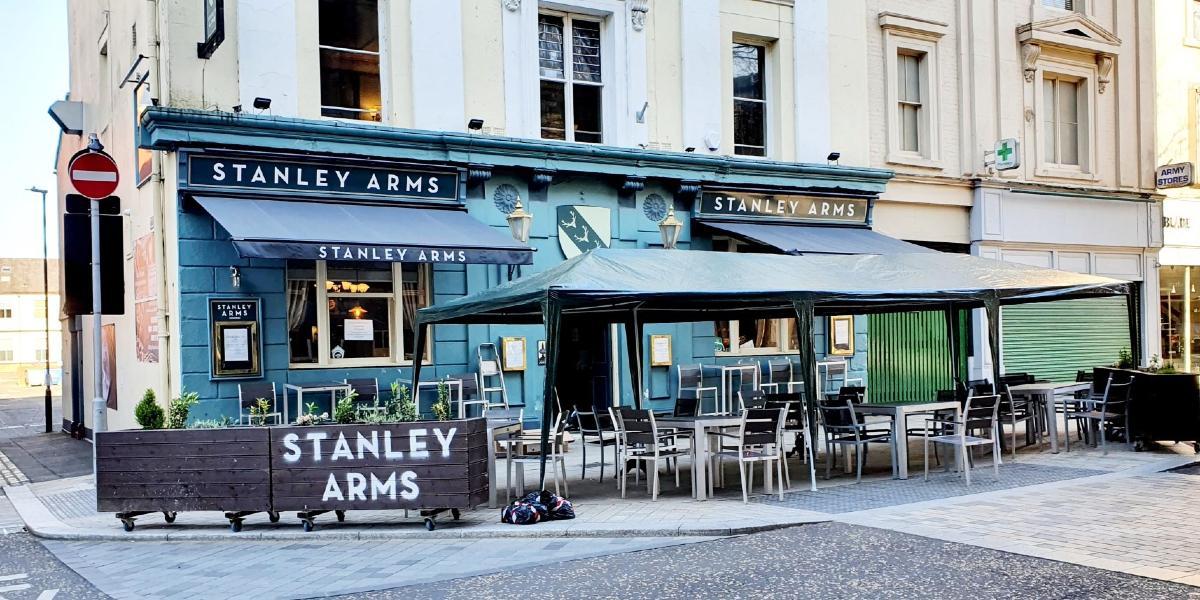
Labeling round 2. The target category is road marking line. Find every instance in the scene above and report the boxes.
[36,589,58,600]
[0,583,31,592]
[0,575,27,582]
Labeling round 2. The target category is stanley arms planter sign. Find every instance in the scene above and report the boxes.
[95,419,488,528]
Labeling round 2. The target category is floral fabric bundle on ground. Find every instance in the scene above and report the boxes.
[500,490,575,525]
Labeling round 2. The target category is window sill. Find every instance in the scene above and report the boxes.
[1034,165,1098,182]
[886,152,943,170]
[288,360,417,370]
[716,349,798,357]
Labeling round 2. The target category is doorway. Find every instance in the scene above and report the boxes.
[555,317,613,414]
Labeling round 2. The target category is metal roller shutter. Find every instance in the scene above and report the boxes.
[868,311,967,403]
[1002,297,1131,382]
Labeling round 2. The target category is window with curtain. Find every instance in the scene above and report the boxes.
[733,42,767,157]
[318,0,382,121]
[539,12,604,143]
[286,260,431,366]
[1043,0,1077,10]
[712,238,796,355]
[897,52,924,154]
[1043,76,1081,166]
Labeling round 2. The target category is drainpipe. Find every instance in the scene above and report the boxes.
[147,0,173,402]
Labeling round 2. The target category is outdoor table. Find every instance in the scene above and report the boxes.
[657,414,743,501]
[1007,381,1092,454]
[720,365,759,414]
[282,381,352,424]
[487,417,523,508]
[853,400,961,480]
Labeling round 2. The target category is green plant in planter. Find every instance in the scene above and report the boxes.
[188,416,234,429]
[431,379,451,422]
[1115,348,1135,370]
[295,401,329,426]
[166,391,200,429]
[134,389,164,430]
[334,390,359,424]
[389,381,418,422]
[248,398,273,426]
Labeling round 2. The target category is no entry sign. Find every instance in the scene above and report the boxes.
[68,151,120,200]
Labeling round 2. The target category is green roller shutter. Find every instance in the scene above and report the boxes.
[1002,297,1131,382]
[868,311,966,403]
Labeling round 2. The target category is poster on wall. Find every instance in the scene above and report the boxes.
[502,337,526,371]
[209,298,263,379]
[102,324,117,409]
[650,334,672,367]
[133,234,159,362]
[829,315,854,356]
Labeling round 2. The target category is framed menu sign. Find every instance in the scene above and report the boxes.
[209,297,263,379]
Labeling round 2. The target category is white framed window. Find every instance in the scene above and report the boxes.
[0,306,11,319]
[32,299,46,320]
[318,0,382,121]
[712,238,797,356]
[732,42,767,157]
[1187,0,1200,46]
[285,260,431,368]
[539,12,605,143]
[0,337,12,363]
[34,348,48,362]
[1035,67,1094,178]
[879,13,945,168]
[1043,0,1081,11]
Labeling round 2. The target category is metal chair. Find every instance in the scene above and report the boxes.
[507,411,570,497]
[575,407,619,481]
[997,382,1039,458]
[613,407,687,500]
[817,390,892,482]
[446,372,484,418]
[759,359,792,394]
[710,407,787,502]
[344,378,384,417]
[764,393,812,489]
[923,393,1002,485]
[238,382,281,425]
[1064,375,1133,455]
[677,364,719,415]
[737,389,767,411]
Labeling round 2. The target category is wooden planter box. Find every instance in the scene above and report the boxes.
[95,428,272,513]
[270,419,489,512]
[1094,367,1200,448]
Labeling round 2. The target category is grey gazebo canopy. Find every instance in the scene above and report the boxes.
[411,248,1130,486]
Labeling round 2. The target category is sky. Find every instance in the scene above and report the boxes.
[0,1,66,258]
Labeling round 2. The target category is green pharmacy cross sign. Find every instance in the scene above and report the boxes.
[994,138,1020,171]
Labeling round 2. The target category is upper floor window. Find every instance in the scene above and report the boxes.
[539,13,604,143]
[1043,75,1082,166]
[32,299,46,320]
[318,0,381,121]
[897,52,925,154]
[732,43,767,157]
[0,307,11,319]
[1043,0,1078,10]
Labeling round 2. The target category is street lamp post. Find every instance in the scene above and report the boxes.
[506,196,533,279]
[658,205,682,249]
[27,186,52,433]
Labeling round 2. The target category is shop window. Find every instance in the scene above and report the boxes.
[286,260,430,367]
[1042,75,1083,167]
[318,0,382,121]
[712,238,796,355]
[539,12,604,143]
[732,42,767,157]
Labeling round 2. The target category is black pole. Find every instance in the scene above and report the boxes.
[538,294,562,489]
[984,297,1002,390]
[944,303,960,388]
[410,321,428,392]
[29,187,53,433]
[624,312,643,410]
[1125,285,1140,366]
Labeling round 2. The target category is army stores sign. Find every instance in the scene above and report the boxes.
[188,155,459,201]
[699,191,868,224]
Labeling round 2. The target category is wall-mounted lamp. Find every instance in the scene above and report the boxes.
[659,205,682,250]
[826,151,841,165]
[506,196,533,244]
[467,118,485,131]
[253,97,272,110]
[232,104,243,114]
[229,266,241,288]
[684,147,696,153]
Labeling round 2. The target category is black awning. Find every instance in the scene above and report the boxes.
[699,220,933,255]
[193,196,534,265]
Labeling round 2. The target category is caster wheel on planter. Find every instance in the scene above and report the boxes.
[451,509,461,520]
[230,520,243,533]
[335,510,346,522]
[122,519,135,532]
[424,518,436,531]
[268,511,280,523]
[163,512,177,524]
[302,520,314,533]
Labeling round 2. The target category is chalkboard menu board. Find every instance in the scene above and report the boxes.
[209,297,262,379]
